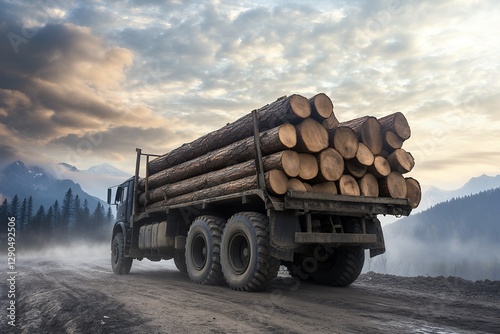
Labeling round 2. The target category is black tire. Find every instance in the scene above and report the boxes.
[185,216,226,285]
[174,252,187,273]
[309,246,365,287]
[221,212,280,292]
[111,232,132,275]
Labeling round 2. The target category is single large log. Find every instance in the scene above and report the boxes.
[338,174,361,196]
[345,159,367,179]
[147,95,311,175]
[353,142,375,167]
[298,153,319,180]
[341,116,383,155]
[387,149,415,174]
[329,126,359,159]
[383,131,403,153]
[309,93,334,121]
[295,118,329,153]
[379,112,411,141]
[405,177,421,208]
[138,150,300,205]
[140,123,297,190]
[368,156,391,178]
[357,173,379,197]
[312,182,338,195]
[148,170,289,208]
[315,148,344,182]
[379,171,407,199]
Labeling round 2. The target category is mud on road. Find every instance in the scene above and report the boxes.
[5,247,500,334]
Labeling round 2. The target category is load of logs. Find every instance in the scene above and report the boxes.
[138,93,421,210]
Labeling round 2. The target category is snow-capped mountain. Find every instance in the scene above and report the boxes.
[84,163,131,177]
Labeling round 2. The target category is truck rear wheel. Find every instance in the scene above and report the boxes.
[185,216,226,285]
[111,232,132,275]
[309,246,365,287]
[221,212,279,292]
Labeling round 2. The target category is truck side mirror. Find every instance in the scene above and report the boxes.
[107,188,112,205]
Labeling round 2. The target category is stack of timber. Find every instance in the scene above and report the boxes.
[138,93,421,210]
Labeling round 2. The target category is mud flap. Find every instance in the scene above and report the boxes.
[268,210,300,262]
[368,217,386,258]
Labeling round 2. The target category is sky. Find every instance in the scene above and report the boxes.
[0,0,499,190]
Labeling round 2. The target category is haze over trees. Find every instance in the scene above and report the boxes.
[1,188,113,249]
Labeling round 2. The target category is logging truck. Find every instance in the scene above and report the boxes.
[108,94,417,291]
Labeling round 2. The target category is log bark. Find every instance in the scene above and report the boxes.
[315,148,344,182]
[387,149,415,174]
[379,112,411,141]
[345,159,367,179]
[309,93,333,121]
[379,171,407,199]
[295,118,329,153]
[288,178,307,192]
[338,174,360,196]
[368,156,391,178]
[322,113,340,130]
[341,116,383,155]
[354,142,375,167]
[329,126,359,159]
[383,130,403,153]
[148,170,289,208]
[140,123,296,190]
[312,182,338,195]
[298,153,319,180]
[138,150,300,205]
[147,95,311,175]
[357,173,379,197]
[405,177,421,209]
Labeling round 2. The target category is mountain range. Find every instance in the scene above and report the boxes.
[366,186,500,281]
[0,161,108,212]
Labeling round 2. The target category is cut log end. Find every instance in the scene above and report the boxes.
[280,150,301,177]
[289,94,312,119]
[266,169,289,195]
[345,159,368,179]
[338,174,361,196]
[355,143,375,167]
[309,93,334,120]
[379,112,411,140]
[405,177,421,208]
[387,149,415,174]
[369,156,391,178]
[312,182,338,195]
[332,126,359,159]
[384,131,403,152]
[278,123,298,149]
[298,153,319,180]
[392,112,411,140]
[287,178,307,192]
[361,117,383,155]
[317,148,344,181]
[358,173,379,197]
[296,118,329,153]
[379,171,407,199]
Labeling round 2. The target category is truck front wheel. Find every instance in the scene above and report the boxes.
[111,232,132,275]
[185,216,226,285]
[221,212,280,292]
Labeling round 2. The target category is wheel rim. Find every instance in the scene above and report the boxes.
[191,233,207,270]
[228,232,250,274]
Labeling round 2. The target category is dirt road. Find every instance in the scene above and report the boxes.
[5,246,500,334]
